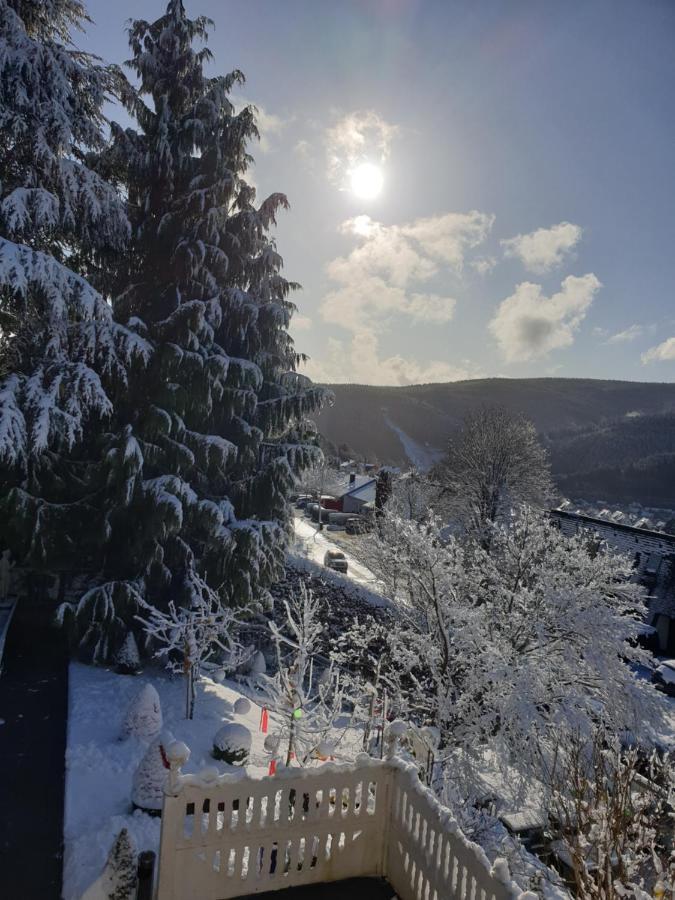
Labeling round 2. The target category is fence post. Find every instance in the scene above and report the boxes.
[136,850,155,900]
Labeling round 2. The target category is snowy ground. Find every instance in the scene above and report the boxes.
[63,663,364,899]
[292,515,384,593]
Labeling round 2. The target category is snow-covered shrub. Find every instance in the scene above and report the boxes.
[81,828,137,900]
[263,733,281,754]
[122,684,162,741]
[212,723,251,765]
[115,632,142,676]
[233,697,251,716]
[249,651,267,676]
[131,733,172,814]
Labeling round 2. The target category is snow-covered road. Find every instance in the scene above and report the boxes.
[292,515,384,592]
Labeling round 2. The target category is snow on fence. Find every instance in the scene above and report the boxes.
[155,738,531,900]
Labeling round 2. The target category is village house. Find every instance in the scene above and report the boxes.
[322,473,378,515]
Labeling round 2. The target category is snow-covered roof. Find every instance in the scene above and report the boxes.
[329,475,376,498]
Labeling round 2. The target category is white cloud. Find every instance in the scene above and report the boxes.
[606,324,643,344]
[313,209,493,384]
[641,336,675,364]
[489,273,602,362]
[302,332,482,386]
[291,314,312,331]
[321,211,492,333]
[501,222,582,274]
[471,256,497,276]
[324,110,398,188]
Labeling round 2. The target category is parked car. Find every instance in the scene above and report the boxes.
[345,517,369,535]
[323,550,348,573]
[653,659,675,697]
[294,497,310,509]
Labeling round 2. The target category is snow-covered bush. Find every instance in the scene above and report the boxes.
[131,733,172,814]
[212,723,252,766]
[122,684,162,741]
[233,697,251,716]
[81,828,137,900]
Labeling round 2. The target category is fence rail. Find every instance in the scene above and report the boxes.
[155,739,532,900]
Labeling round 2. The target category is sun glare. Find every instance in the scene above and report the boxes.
[350,162,384,200]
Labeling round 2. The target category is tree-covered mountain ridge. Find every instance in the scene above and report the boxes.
[314,378,675,506]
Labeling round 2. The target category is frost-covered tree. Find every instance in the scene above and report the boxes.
[433,407,555,546]
[60,0,325,661]
[0,1,149,583]
[260,584,344,764]
[136,575,251,719]
[360,506,667,790]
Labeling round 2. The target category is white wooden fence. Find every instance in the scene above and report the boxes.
[155,737,533,900]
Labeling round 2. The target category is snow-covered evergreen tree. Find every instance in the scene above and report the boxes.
[62,0,325,662]
[131,732,172,813]
[115,631,142,675]
[0,1,149,584]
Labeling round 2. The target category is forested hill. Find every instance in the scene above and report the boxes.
[314,378,675,506]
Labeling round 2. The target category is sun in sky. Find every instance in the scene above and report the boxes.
[350,161,384,199]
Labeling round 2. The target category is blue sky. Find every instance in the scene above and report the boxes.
[83,0,675,385]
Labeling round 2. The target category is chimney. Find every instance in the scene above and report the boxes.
[349,473,356,485]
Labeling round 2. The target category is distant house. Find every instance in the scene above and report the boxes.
[549,508,675,652]
[323,474,377,515]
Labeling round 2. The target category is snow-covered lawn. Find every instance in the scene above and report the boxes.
[63,662,363,899]
[293,515,383,592]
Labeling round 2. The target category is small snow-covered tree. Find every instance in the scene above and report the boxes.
[122,683,162,740]
[131,732,172,814]
[432,407,555,546]
[81,827,137,900]
[261,584,344,765]
[136,573,251,719]
[115,631,142,675]
[360,505,667,790]
[0,0,149,585]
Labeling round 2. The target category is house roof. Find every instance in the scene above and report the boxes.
[550,508,675,546]
[343,477,376,498]
[324,475,376,499]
